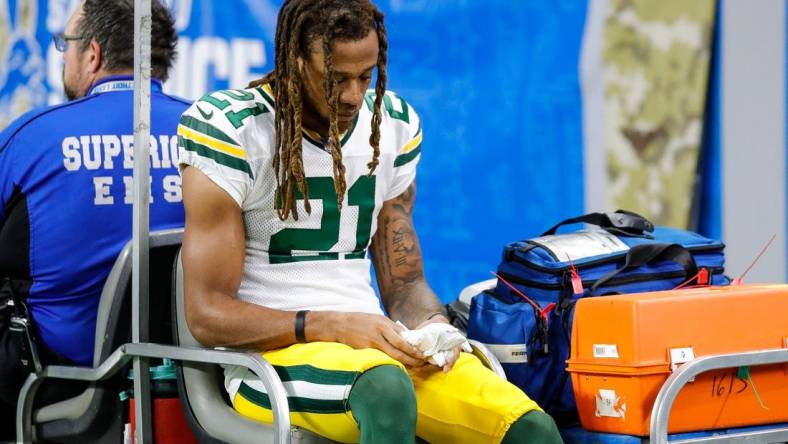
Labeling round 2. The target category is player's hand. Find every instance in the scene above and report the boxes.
[332,312,427,367]
[416,314,461,372]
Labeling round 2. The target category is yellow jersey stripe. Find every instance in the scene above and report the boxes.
[178,124,247,160]
[262,83,275,99]
[401,129,423,154]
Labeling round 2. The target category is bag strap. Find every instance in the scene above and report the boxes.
[589,243,698,296]
[540,210,655,237]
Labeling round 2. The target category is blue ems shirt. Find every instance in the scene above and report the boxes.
[0,76,189,366]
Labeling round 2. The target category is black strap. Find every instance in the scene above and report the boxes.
[589,243,697,296]
[541,210,655,237]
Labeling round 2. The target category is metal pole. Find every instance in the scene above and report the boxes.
[132,0,152,442]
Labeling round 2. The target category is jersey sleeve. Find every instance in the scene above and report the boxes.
[386,98,422,200]
[177,98,254,208]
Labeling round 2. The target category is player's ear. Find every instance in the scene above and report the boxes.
[86,39,102,73]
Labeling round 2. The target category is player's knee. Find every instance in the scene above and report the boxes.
[354,365,416,414]
[502,410,563,444]
[349,365,416,428]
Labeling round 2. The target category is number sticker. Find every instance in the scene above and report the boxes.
[593,344,619,359]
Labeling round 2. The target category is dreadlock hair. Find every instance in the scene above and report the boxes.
[248,0,387,221]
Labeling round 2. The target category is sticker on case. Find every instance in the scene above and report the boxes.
[670,347,696,382]
[593,344,619,359]
[670,347,695,371]
[595,389,626,418]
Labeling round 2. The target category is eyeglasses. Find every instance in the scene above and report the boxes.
[52,32,86,52]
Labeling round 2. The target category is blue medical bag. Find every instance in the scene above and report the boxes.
[467,211,729,422]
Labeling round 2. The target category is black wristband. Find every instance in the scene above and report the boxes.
[295,310,309,343]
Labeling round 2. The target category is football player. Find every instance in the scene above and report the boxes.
[178,1,562,442]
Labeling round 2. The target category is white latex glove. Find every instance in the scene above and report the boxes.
[398,322,472,367]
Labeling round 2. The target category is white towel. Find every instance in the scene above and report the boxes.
[398,322,472,367]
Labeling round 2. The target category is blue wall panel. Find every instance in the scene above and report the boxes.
[377,0,588,300]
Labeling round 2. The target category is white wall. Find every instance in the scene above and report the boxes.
[722,0,787,282]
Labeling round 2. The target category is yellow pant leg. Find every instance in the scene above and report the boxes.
[410,353,540,444]
[232,342,403,444]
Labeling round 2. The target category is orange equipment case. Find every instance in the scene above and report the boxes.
[566,284,788,436]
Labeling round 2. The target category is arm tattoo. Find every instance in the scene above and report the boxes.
[372,182,445,328]
[392,226,413,267]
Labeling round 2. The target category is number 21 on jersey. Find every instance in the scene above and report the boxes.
[268,175,376,264]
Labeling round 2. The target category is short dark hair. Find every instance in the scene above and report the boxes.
[77,0,178,81]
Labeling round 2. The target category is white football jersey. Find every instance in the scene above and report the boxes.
[178,84,422,315]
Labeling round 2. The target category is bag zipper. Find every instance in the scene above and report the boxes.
[496,267,725,291]
[508,243,725,275]
[490,274,555,355]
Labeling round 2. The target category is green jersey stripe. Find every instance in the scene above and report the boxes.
[256,86,275,109]
[272,364,359,385]
[345,250,366,260]
[179,115,240,147]
[301,131,323,149]
[270,252,340,264]
[238,382,348,414]
[394,145,421,167]
[179,136,254,179]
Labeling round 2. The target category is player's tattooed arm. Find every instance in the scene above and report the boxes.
[371,181,447,329]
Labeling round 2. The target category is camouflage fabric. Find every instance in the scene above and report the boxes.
[603,0,715,227]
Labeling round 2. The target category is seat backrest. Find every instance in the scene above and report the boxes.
[173,250,354,444]
[172,250,202,350]
[173,249,282,444]
[96,228,185,363]
[33,229,184,443]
